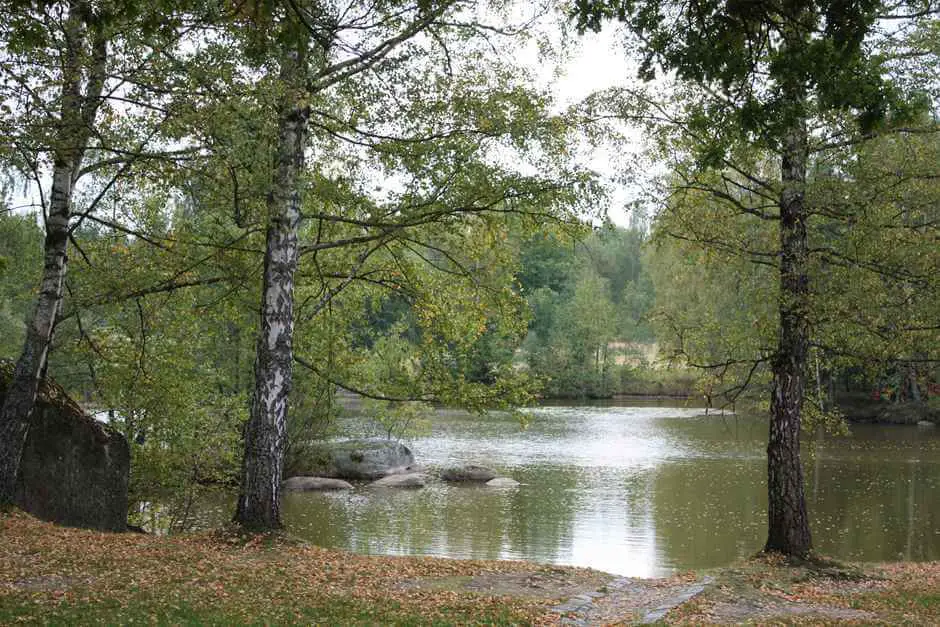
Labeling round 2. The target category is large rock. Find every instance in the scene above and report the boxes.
[283,476,354,491]
[368,473,426,488]
[1,360,130,532]
[287,438,415,480]
[441,464,497,483]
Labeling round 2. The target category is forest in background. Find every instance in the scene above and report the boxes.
[3,194,937,502]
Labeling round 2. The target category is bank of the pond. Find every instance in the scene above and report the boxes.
[2,509,938,625]
[538,392,940,426]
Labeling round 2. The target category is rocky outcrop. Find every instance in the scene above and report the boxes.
[441,464,497,483]
[486,477,520,488]
[283,476,354,491]
[368,473,426,488]
[287,438,415,480]
[1,360,130,531]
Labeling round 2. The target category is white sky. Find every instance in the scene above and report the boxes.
[553,28,634,108]
[540,24,649,228]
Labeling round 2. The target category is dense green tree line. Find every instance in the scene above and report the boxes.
[517,225,658,399]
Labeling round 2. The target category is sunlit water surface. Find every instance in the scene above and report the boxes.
[171,402,940,577]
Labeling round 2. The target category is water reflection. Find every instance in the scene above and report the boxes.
[806,429,940,562]
[155,404,940,576]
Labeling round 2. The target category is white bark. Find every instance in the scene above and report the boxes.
[0,4,106,503]
[234,39,310,529]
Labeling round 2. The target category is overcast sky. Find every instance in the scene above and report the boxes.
[541,24,650,228]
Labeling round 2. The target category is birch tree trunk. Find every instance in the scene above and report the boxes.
[765,99,813,557]
[234,38,310,530]
[0,4,106,504]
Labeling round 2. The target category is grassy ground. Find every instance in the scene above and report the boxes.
[1,509,938,625]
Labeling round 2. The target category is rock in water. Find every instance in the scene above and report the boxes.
[368,473,426,488]
[1,360,130,531]
[486,477,520,488]
[287,438,415,480]
[283,476,354,491]
[440,464,497,483]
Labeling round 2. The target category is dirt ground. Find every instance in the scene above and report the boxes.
[404,556,940,625]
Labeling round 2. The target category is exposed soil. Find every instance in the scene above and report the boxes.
[400,566,613,600]
[401,568,713,624]
[403,555,939,625]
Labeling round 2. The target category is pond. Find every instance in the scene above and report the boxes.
[172,402,940,577]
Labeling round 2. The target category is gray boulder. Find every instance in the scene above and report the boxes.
[283,476,354,491]
[441,464,497,483]
[485,477,520,488]
[2,360,130,532]
[917,420,936,428]
[368,473,426,488]
[287,438,415,480]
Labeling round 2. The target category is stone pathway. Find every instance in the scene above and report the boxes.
[552,575,713,625]
[639,578,710,624]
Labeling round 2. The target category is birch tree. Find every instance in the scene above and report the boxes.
[0,0,209,505]
[0,0,113,504]
[221,0,591,529]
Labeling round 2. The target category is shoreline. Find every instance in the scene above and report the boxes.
[536,394,939,426]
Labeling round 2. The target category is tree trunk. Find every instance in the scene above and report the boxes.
[908,364,921,402]
[765,109,813,557]
[814,350,825,412]
[0,5,105,504]
[234,39,310,530]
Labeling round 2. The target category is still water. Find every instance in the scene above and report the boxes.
[194,403,940,577]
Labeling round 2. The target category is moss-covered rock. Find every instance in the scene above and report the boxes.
[1,359,130,531]
[440,464,497,483]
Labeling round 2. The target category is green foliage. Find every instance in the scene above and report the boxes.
[575,0,939,419]
[0,0,607,516]
[646,177,777,406]
[801,398,849,436]
[31,198,259,514]
[643,122,940,414]
[573,0,915,139]
[517,224,661,398]
[362,399,433,441]
[0,213,41,358]
[807,128,940,375]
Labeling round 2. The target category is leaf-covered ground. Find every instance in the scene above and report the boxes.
[0,510,602,625]
[2,509,938,625]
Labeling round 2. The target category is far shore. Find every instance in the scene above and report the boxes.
[534,392,938,426]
